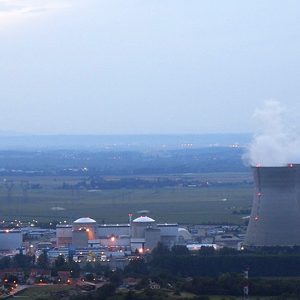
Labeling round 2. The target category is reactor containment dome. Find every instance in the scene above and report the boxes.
[73,217,97,224]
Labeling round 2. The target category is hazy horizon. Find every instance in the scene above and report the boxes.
[0,132,251,150]
[0,130,251,136]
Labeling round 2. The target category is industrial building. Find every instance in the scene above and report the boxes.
[0,229,23,251]
[245,164,300,247]
[56,214,180,253]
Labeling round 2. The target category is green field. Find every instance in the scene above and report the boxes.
[0,174,253,224]
[16,285,74,299]
[17,286,274,300]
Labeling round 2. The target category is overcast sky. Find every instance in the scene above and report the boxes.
[0,0,299,135]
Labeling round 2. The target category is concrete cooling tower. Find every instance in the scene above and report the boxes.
[244,164,300,247]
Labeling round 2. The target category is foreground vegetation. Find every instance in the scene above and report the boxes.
[4,245,300,299]
[16,285,74,300]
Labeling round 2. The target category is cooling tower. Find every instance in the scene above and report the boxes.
[244,164,300,247]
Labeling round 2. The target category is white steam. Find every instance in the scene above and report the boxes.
[244,100,300,166]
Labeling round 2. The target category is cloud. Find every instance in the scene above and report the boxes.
[0,0,71,26]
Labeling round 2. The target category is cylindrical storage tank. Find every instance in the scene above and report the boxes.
[56,225,72,247]
[72,230,88,248]
[131,216,155,238]
[244,165,300,247]
[73,217,97,241]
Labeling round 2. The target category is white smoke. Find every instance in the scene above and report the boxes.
[244,100,300,166]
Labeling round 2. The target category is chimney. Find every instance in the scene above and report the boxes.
[244,164,300,247]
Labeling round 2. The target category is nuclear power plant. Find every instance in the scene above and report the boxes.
[56,214,181,254]
[244,164,300,247]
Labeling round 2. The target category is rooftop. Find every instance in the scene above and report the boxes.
[132,216,155,223]
[74,217,97,224]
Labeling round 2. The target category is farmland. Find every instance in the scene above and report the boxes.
[0,146,253,225]
[0,172,252,225]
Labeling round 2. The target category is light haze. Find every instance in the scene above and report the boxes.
[0,0,300,135]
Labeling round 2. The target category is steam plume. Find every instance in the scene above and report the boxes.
[244,100,300,166]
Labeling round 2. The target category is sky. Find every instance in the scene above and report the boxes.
[0,0,300,135]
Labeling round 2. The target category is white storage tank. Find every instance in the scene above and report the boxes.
[131,216,156,238]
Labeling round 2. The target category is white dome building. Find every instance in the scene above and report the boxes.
[73,217,97,225]
[131,215,156,239]
[178,227,192,244]
[72,217,98,247]
[132,216,155,223]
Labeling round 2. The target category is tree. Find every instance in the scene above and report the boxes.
[13,254,33,269]
[198,246,215,256]
[37,250,48,268]
[171,245,190,256]
[55,255,66,268]
[0,256,11,269]
[95,283,116,300]
[84,272,95,282]
[152,242,170,257]
[108,270,123,286]
[218,247,238,256]
[124,291,139,300]
[124,258,148,275]
[67,261,81,278]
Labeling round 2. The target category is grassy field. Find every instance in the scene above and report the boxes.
[17,286,275,300]
[16,285,74,299]
[0,173,253,224]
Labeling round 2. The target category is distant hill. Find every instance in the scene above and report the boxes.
[0,147,249,175]
[0,133,251,151]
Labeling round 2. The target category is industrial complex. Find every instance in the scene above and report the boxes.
[55,214,182,258]
[0,212,246,265]
[2,164,300,263]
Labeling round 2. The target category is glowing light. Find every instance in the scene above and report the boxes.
[110,236,116,242]
[138,248,144,254]
[254,216,259,221]
[289,163,293,168]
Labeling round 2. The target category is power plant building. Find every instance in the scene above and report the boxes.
[0,229,23,251]
[56,215,180,252]
[245,164,300,247]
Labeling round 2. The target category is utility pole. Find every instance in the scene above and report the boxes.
[243,269,249,300]
[21,180,30,201]
[4,179,14,202]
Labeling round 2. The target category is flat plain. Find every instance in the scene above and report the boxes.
[0,173,252,224]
